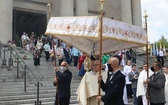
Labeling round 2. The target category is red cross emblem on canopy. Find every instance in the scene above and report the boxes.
[66,25,71,31]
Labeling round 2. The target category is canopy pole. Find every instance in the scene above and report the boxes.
[52,40,57,67]
[144,10,149,105]
[47,2,51,21]
[98,0,104,105]
[47,2,60,105]
[52,40,60,105]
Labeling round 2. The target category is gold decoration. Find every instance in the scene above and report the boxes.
[84,56,91,72]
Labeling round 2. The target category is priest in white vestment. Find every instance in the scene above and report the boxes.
[164,67,168,105]
[76,60,107,105]
[136,63,153,105]
[119,65,128,104]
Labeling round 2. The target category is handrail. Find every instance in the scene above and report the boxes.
[0,41,42,105]
[0,42,41,83]
[12,47,39,82]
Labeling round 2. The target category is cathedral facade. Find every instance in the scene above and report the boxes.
[0,0,142,44]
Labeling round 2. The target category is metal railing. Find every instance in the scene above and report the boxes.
[0,41,42,105]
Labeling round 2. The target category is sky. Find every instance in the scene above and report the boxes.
[141,0,168,43]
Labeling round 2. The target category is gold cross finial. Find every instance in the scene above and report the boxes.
[100,0,104,3]
[100,0,105,10]
[47,3,51,7]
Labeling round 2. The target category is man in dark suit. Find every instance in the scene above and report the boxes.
[53,61,72,105]
[128,64,139,105]
[147,62,166,105]
[97,56,125,105]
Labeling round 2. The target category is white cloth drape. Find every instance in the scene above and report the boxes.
[136,69,153,105]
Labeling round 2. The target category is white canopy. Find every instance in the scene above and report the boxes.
[45,16,146,54]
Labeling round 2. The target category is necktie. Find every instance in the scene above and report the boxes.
[152,73,156,80]
[109,73,114,81]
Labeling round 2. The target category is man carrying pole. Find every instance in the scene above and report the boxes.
[53,61,72,105]
[97,56,126,105]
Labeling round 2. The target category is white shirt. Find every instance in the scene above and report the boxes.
[26,35,30,41]
[21,35,26,40]
[159,50,164,56]
[25,44,30,51]
[136,69,153,97]
[109,70,119,80]
[105,63,108,71]
[36,42,43,49]
[123,65,132,84]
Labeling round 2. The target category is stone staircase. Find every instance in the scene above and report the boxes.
[0,48,134,105]
[0,49,80,105]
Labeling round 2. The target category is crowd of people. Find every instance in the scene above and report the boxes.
[52,52,168,105]
[20,32,84,67]
[17,32,168,105]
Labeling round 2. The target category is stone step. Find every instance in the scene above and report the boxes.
[0,88,78,96]
[0,97,78,105]
[0,78,80,84]
[0,81,80,92]
[0,93,77,101]
[19,103,78,105]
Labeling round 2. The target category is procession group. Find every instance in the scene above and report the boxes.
[19,32,168,105]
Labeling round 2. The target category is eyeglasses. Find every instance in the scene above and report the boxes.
[94,64,100,66]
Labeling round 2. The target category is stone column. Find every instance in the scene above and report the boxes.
[120,0,132,24]
[60,0,74,16]
[0,0,13,44]
[131,0,142,27]
[47,3,52,22]
[51,0,60,17]
[76,0,88,16]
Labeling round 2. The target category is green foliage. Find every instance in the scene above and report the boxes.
[156,35,168,48]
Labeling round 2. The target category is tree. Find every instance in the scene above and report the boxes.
[157,35,168,48]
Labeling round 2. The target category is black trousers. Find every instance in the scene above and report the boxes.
[45,51,50,61]
[54,97,70,105]
[34,58,40,66]
[159,56,164,66]
[137,96,143,105]
[59,58,63,66]
[73,56,78,67]
[126,84,133,98]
